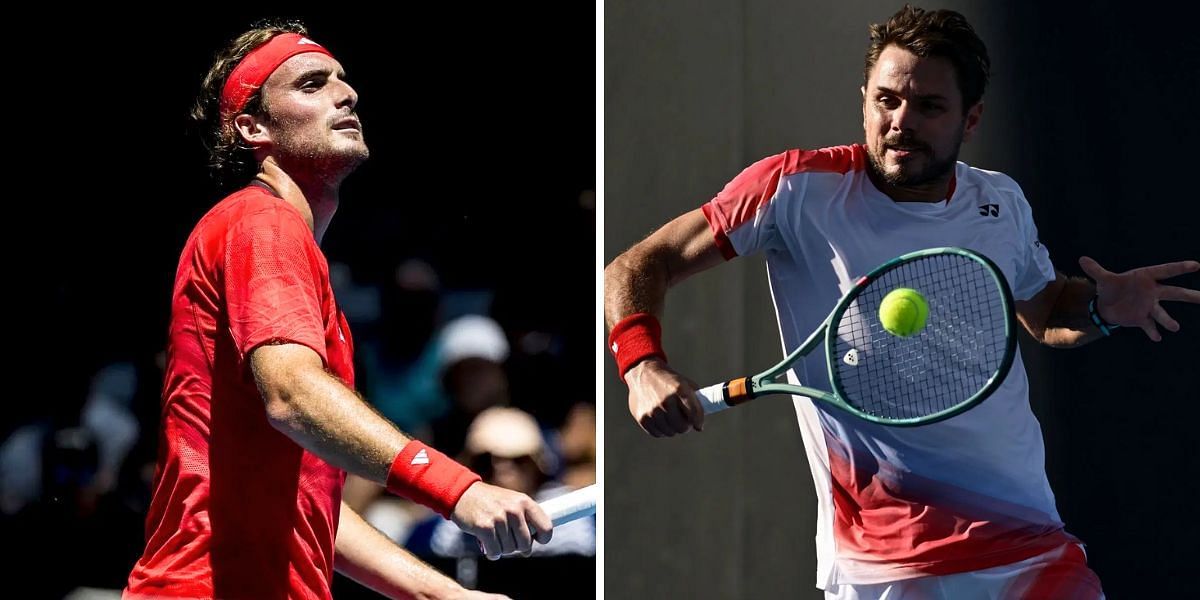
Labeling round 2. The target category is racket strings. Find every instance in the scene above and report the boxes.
[833,253,1008,421]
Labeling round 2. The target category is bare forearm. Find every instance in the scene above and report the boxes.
[256,356,408,483]
[1038,276,1105,348]
[336,502,463,600]
[604,249,670,328]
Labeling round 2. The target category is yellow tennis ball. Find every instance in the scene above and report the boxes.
[879,288,929,337]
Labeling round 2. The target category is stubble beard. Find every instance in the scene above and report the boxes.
[866,126,963,187]
[276,130,370,183]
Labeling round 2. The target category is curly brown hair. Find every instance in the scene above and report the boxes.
[191,19,309,192]
[864,5,990,111]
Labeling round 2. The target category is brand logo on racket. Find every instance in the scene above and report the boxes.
[843,348,859,366]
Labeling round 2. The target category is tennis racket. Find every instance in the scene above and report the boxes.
[695,247,1017,426]
[540,484,596,527]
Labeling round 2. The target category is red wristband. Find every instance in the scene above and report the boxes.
[386,441,481,519]
[608,312,668,381]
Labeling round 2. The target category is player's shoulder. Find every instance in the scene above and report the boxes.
[184,186,310,257]
[203,185,308,232]
[224,185,303,219]
[960,164,1023,195]
[749,144,867,178]
[958,163,1029,206]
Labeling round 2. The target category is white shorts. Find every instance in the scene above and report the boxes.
[824,544,1104,600]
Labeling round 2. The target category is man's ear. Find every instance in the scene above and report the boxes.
[861,86,869,130]
[962,101,984,143]
[233,113,271,147]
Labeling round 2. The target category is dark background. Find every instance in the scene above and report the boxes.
[606,1,1199,598]
[7,7,594,599]
[22,8,596,417]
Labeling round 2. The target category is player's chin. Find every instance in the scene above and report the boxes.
[878,163,912,183]
[334,143,370,164]
[891,158,931,181]
[328,130,367,148]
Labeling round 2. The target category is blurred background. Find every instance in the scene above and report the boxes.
[606,1,1199,598]
[4,8,595,600]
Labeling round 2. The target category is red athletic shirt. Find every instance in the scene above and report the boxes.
[126,185,355,599]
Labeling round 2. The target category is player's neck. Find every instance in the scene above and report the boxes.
[290,179,340,244]
[866,165,954,203]
[256,157,341,243]
[310,196,338,244]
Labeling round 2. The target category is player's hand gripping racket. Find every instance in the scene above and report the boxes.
[490,484,594,557]
[488,484,596,558]
[696,247,1017,426]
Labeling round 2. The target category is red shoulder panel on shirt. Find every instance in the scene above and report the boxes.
[704,145,864,259]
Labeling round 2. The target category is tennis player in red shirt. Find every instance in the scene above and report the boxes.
[124,21,549,600]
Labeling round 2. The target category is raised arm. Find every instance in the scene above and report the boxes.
[251,345,552,559]
[1016,256,1199,347]
[604,208,726,437]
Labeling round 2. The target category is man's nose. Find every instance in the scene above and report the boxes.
[891,101,918,133]
[336,81,358,110]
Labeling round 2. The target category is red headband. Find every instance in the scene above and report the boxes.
[220,33,333,118]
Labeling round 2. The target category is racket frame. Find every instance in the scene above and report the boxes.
[741,247,1017,426]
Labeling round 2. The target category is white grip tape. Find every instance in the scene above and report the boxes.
[697,383,730,414]
[540,484,597,527]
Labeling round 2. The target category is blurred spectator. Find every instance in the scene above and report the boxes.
[1,361,140,515]
[6,426,103,599]
[1,360,158,598]
[555,402,596,489]
[357,259,445,436]
[328,260,382,326]
[81,362,140,496]
[462,406,552,497]
[0,421,47,516]
[430,314,512,458]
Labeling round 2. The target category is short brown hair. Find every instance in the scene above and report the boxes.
[864,5,990,111]
[190,19,308,192]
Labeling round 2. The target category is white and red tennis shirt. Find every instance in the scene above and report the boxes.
[701,144,1075,587]
[126,184,353,599]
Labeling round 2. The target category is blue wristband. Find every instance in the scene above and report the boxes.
[1088,294,1120,336]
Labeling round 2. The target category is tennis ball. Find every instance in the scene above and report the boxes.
[879,288,929,337]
